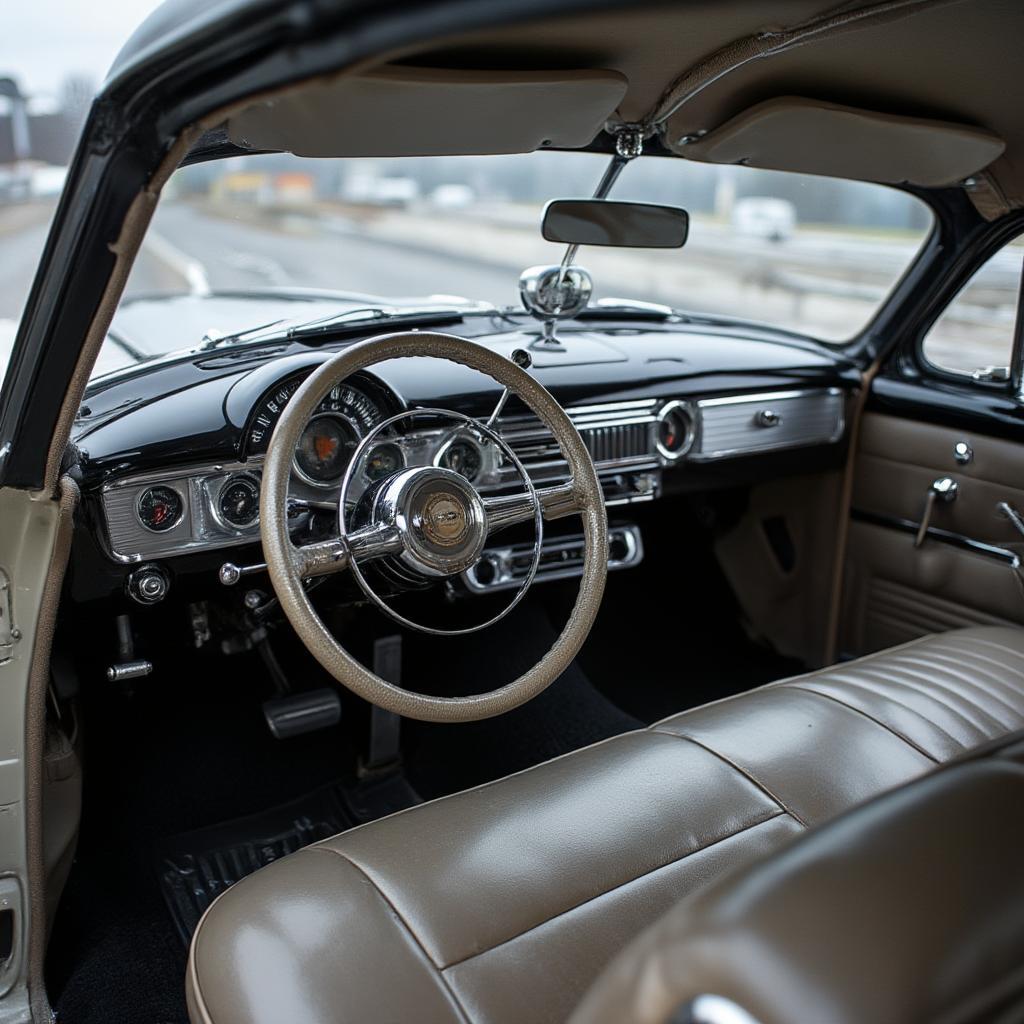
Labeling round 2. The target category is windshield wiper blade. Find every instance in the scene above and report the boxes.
[286,307,391,338]
[286,307,464,341]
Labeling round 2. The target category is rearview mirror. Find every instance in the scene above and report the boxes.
[542,199,689,248]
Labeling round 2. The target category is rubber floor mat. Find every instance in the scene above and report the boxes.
[156,775,418,945]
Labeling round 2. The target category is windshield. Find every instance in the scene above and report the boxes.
[12,149,932,379]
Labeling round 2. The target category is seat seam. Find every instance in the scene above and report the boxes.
[819,663,1005,735]
[879,653,1024,719]
[917,645,1024,698]
[310,846,474,1024]
[649,728,809,827]
[793,676,963,753]
[845,664,1013,734]
[648,630,946,730]
[781,683,940,762]
[438,809,793,974]
[951,634,1024,664]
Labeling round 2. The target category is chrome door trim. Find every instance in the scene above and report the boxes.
[851,508,1021,567]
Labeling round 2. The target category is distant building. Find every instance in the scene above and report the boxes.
[0,77,81,167]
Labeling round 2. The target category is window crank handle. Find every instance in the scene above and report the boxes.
[997,501,1024,540]
[915,477,958,548]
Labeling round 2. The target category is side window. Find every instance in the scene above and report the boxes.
[922,239,1024,380]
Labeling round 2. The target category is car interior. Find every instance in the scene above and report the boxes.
[4,0,1024,1022]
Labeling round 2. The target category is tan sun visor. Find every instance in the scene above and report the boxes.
[670,97,1005,187]
[226,66,628,158]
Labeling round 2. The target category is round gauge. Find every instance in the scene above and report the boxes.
[438,438,483,482]
[245,376,386,455]
[656,401,695,460]
[364,443,404,483]
[218,475,260,528]
[294,413,359,485]
[137,485,184,533]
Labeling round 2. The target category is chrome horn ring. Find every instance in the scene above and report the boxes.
[337,407,543,636]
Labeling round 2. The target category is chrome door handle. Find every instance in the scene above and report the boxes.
[915,477,958,548]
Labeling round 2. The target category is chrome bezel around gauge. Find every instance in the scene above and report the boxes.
[655,399,697,462]
[213,472,262,530]
[136,485,186,534]
[432,430,488,483]
[363,441,407,484]
[292,411,362,490]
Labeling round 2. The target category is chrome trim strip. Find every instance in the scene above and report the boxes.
[852,508,1021,567]
[697,387,842,407]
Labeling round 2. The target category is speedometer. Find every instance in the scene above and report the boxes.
[244,376,385,454]
[294,413,359,485]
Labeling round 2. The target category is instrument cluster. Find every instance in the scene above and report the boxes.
[104,371,505,563]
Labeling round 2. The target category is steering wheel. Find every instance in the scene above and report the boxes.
[259,331,608,722]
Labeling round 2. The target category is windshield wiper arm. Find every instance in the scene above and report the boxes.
[199,318,288,350]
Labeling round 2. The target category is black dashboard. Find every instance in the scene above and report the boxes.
[68,310,859,606]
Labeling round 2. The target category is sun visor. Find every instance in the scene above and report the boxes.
[669,97,1005,187]
[226,66,628,158]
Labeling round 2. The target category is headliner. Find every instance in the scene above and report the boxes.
[113,0,1024,212]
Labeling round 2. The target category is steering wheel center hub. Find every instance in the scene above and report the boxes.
[367,466,488,579]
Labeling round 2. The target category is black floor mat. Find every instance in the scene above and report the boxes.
[156,772,419,945]
[157,782,354,944]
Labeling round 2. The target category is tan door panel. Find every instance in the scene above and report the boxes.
[842,412,1024,656]
[841,520,1020,655]
[855,413,1024,546]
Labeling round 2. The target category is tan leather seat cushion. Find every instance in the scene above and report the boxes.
[186,626,1024,1024]
[571,736,1024,1024]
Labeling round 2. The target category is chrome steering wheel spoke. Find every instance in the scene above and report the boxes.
[483,481,581,536]
[293,522,403,578]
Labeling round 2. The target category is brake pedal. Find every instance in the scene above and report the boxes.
[263,687,341,739]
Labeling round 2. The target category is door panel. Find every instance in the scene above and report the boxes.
[841,411,1024,656]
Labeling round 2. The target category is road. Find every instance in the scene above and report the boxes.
[142,202,522,307]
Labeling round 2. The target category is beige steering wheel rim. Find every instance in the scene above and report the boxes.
[259,331,608,723]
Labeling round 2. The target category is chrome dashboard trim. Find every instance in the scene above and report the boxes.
[101,458,265,563]
[462,524,643,593]
[655,398,697,462]
[690,387,845,461]
[97,391,849,564]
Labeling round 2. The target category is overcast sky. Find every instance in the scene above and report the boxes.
[3,0,166,99]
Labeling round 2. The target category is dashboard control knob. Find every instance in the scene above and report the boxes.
[608,534,629,562]
[474,555,501,587]
[127,564,170,605]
